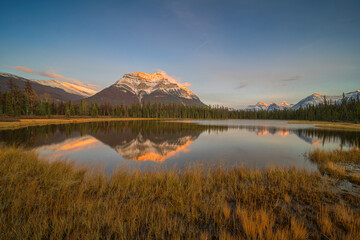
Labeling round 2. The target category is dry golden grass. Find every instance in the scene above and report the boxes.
[0,117,171,130]
[0,147,360,239]
[310,149,360,184]
[288,120,360,131]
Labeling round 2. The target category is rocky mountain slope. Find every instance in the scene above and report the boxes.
[84,72,206,106]
[0,72,97,101]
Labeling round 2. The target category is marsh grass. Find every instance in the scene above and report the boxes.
[1,147,360,239]
[310,149,360,184]
[288,120,360,131]
[0,117,170,130]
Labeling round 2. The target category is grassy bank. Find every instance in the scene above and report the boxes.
[1,147,359,239]
[0,117,171,130]
[310,149,360,184]
[289,120,360,131]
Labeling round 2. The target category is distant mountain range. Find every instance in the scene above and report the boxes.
[245,89,360,111]
[0,72,97,101]
[84,72,206,106]
[0,72,206,107]
[2,71,358,110]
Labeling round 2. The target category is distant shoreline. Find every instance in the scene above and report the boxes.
[288,120,360,131]
[0,117,174,130]
[0,117,359,131]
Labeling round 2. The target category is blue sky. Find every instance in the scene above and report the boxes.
[1,0,359,107]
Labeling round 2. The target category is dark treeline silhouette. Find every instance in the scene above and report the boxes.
[0,79,359,122]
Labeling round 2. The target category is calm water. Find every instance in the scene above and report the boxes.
[0,120,359,174]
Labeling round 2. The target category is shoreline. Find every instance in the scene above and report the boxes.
[0,117,175,130]
[288,120,360,131]
[0,117,359,131]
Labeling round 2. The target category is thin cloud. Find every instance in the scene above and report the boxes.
[279,76,300,87]
[13,66,35,73]
[3,65,35,74]
[281,76,300,82]
[5,65,101,90]
[235,82,248,89]
[195,40,209,51]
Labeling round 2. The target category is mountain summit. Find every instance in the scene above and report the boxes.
[85,72,206,106]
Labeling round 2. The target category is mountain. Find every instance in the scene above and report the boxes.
[31,79,97,98]
[245,89,359,111]
[0,72,97,101]
[268,101,291,111]
[291,93,340,110]
[292,90,360,110]
[84,72,206,106]
[245,102,269,111]
[343,89,360,103]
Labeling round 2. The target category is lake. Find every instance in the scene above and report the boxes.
[0,120,359,174]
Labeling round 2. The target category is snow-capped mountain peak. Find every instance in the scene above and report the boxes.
[279,101,290,107]
[258,101,269,107]
[85,72,206,107]
[245,101,269,111]
[114,72,197,100]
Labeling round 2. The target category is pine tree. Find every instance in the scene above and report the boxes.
[24,94,31,115]
[5,92,14,116]
[35,102,46,116]
[0,86,3,116]
[70,102,75,116]
[24,80,38,115]
[91,104,98,117]
[65,105,70,118]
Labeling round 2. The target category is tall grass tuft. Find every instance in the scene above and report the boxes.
[310,148,360,184]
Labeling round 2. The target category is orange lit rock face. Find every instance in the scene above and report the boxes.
[258,101,269,107]
[131,72,194,94]
[133,72,166,82]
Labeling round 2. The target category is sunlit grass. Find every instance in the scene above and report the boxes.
[0,147,359,239]
[0,117,170,130]
[310,148,360,184]
[289,120,360,131]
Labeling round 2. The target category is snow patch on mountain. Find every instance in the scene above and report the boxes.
[291,93,342,110]
[31,79,98,97]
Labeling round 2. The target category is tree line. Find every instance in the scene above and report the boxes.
[0,79,359,122]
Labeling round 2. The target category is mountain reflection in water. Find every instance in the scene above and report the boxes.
[0,120,359,173]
